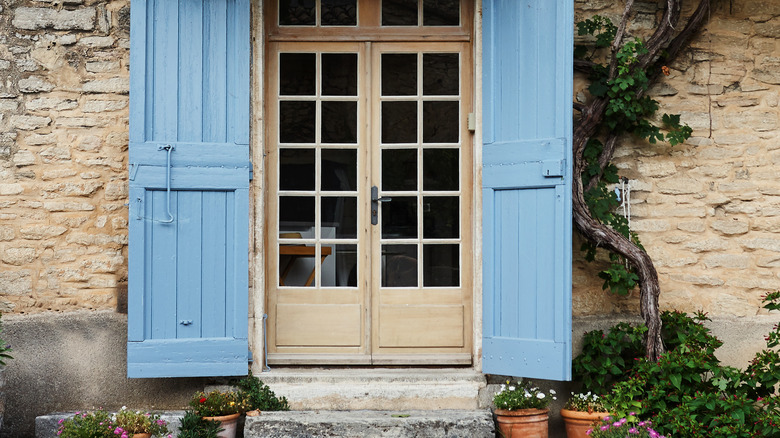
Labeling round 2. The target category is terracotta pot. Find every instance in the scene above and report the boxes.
[246,409,261,417]
[494,408,549,438]
[202,412,241,438]
[560,409,611,438]
[131,434,151,438]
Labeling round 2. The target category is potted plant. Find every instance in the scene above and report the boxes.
[492,380,556,438]
[560,392,611,438]
[57,410,116,438]
[177,410,223,438]
[114,407,171,438]
[189,390,246,438]
[235,371,290,416]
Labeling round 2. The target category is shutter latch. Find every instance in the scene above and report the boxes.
[542,159,564,177]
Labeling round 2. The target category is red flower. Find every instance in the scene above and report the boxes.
[199,397,207,403]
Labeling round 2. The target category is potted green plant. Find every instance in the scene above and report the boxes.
[177,410,223,438]
[57,410,116,438]
[189,390,246,438]
[492,380,556,438]
[235,371,290,416]
[114,407,171,438]
[560,391,611,438]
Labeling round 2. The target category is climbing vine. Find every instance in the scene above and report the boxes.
[572,1,711,360]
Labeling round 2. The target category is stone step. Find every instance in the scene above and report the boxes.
[239,368,488,411]
[244,410,495,438]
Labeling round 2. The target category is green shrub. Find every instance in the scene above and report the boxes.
[235,371,290,411]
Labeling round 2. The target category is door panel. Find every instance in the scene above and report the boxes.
[266,40,472,364]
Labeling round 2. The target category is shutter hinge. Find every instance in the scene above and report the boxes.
[129,163,139,181]
[249,162,253,181]
[248,350,253,364]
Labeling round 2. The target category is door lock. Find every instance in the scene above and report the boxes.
[371,185,392,225]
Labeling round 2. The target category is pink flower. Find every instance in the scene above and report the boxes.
[114,427,124,435]
[58,419,64,425]
[629,428,639,434]
[586,429,592,435]
[600,425,609,431]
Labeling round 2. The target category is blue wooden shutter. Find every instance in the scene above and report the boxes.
[127,0,251,378]
[481,0,573,381]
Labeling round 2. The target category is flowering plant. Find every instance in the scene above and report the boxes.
[563,391,608,413]
[189,390,246,417]
[492,380,556,410]
[57,410,116,438]
[586,416,666,438]
[114,407,171,437]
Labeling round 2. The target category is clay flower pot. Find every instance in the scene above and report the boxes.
[131,434,152,438]
[560,409,611,438]
[202,412,241,438]
[494,408,549,438]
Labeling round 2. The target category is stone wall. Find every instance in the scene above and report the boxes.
[0,0,129,315]
[573,0,780,319]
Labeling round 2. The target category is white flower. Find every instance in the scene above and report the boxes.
[121,406,127,411]
[549,389,556,395]
[524,391,531,398]
[508,386,516,391]
[537,393,545,399]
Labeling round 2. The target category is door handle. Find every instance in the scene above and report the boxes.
[371,185,391,225]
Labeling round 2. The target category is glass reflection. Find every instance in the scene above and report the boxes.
[322,244,358,287]
[382,244,418,287]
[322,149,357,191]
[322,53,358,96]
[280,101,316,143]
[382,196,417,238]
[280,149,315,191]
[322,197,358,238]
[322,101,357,143]
[423,196,458,238]
[382,0,418,26]
[279,0,316,26]
[423,0,459,26]
[423,54,459,95]
[422,101,458,143]
[423,149,458,191]
[382,149,417,191]
[382,54,417,96]
[382,101,417,143]
[423,244,459,286]
[321,0,357,26]
[280,53,316,95]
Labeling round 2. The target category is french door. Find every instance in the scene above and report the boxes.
[265,10,472,365]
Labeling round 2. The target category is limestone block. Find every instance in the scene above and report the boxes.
[82,99,127,113]
[77,36,115,48]
[41,169,77,180]
[0,271,32,295]
[13,150,36,167]
[685,238,729,253]
[85,61,120,73]
[722,111,778,132]
[82,78,129,94]
[756,256,780,268]
[742,238,780,252]
[726,276,780,290]
[11,115,51,130]
[25,133,57,145]
[66,232,127,246]
[104,181,127,201]
[39,146,72,161]
[678,221,706,232]
[670,274,724,286]
[18,76,54,93]
[637,161,677,177]
[54,117,103,128]
[19,225,67,240]
[43,182,102,197]
[0,184,23,196]
[2,247,37,265]
[58,34,77,45]
[751,218,780,232]
[26,97,78,111]
[630,219,670,232]
[753,57,780,85]
[0,60,10,70]
[43,201,94,212]
[703,254,751,269]
[711,219,750,235]
[87,276,117,288]
[656,178,702,195]
[0,226,14,241]
[12,7,96,31]
[0,100,19,112]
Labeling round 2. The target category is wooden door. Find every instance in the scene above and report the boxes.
[265,0,473,365]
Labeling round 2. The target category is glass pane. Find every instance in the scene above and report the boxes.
[280,196,315,230]
[279,242,318,287]
[322,54,358,96]
[322,149,357,191]
[322,244,358,287]
[382,54,417,96]
[279,0,316,26]
[382,196,417,238]
[322,101,357,143]
[382,244,418,287]
[423,0,459,26]
[382,149,417,191]
[422,101,458,143]
[280,149,315,191]
[280,53,316,95]
[423,196,458,238]
[280,101,315,143]
[423,244,459,286]
[423,54,459,96]
[382,0,418,26]
[382,101,417,143]
[423,149,458,191]
[322,197,357,238]
[322,0,357,26]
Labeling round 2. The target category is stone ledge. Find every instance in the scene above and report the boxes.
[244,410,495,438]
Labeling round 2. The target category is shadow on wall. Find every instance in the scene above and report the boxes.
[2,311,214,438]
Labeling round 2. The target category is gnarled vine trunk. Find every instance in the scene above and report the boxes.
[573,0,711,360]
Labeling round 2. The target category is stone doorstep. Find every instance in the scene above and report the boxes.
[36,410,495,438]
[210,368,489,411]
